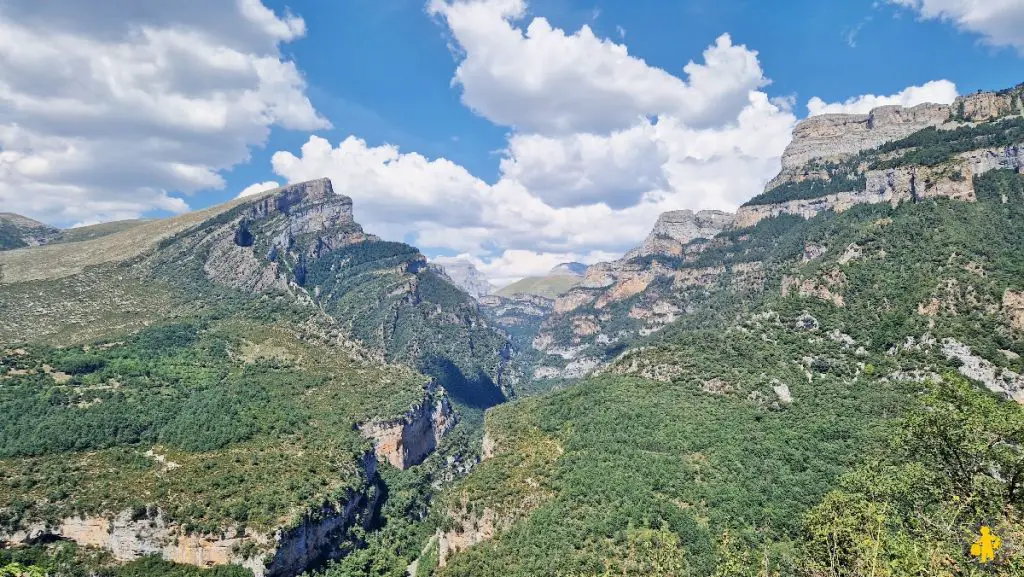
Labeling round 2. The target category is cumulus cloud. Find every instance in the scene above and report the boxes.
[428,0,766,133]
[0,0,326,226]
[237,181,281,198]
[889,0,1024,52]
[440,250,618,288]
[806,79,959,116]
[264,0,800,284]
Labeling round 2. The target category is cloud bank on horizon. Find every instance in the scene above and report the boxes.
[2,0,1019,283]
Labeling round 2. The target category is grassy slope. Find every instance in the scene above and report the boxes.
[495,275,581,299]
[51,220,151,244]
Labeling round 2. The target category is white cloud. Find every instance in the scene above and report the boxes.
[443,249,617,288]
[0,0,327,226]
[270,89,795,281]
[266,0,799,284]
[806,79,959,116]
[889,0,1024,52]
[428,0,766,133]
[237,181,281,198]
[499,122,670,209]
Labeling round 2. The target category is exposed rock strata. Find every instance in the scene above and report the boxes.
[435,259,493,299]
[623,210,734,260]
[736,145,1024,228]
[2,454,381,577]
[359,380,458,470]
[778,103,950,171]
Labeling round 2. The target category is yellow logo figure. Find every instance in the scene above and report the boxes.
[970,526,1002,564]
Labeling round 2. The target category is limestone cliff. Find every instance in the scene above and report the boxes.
[2,453,381,577]
[623,210,734,260]
[433,258,493,299]
[778,103,951,173]
[359,380,458,469]
[736,86,1024,229]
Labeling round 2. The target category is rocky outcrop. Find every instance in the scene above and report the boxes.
[437,507,499,568]
[478,294,554,328]
[779,103,951,171]
[2,453,381,577]
[434,259,493,299]
[736,145,1024,228]
[1004,290,1024,332]
[623,210,734,260]
[942,338,1024,404]
[359,380,458,470]
[201,179,374,293]
[782,271,846,307]
[955,90,1021,122]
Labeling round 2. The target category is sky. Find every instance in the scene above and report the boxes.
[1,0,1022,286]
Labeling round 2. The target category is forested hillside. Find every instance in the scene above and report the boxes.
[426,90,1024,576]
[0,180,512,576]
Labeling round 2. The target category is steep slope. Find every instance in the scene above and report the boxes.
[429,84,1024,576]
[0,179,513,575]
[495,263,589,299]
[1,179,512,408]
[527,84,1024,386]
[525,209,738,384]
[0,213,60,251]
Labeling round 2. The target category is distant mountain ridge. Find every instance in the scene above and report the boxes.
[434,258,494,298]
[0,212,59,250]
[494,262,589,299]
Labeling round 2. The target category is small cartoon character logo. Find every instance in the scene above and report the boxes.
[970,526,1002,564]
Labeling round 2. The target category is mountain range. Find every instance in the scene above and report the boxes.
[2,83,1024,577]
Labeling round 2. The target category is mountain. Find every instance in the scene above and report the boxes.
[623,210,734,260]
[0,214,152,253]
[495,263,589,299]
[0,179,512,576]
[428,84,1024,576]
[0,213,60,250]
[433,258,493,299]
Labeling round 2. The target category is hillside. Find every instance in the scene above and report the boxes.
[0,180,513,576]
[495,263,589,299]
[425,85,1024,576]
[0,213,59,251]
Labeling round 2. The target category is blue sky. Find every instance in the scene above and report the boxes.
[219,0,1022,196]
[1,0,1022,283]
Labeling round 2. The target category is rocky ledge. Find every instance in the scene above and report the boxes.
[359,380,458,470]
[623,209,734,260]
[2,453,380,577]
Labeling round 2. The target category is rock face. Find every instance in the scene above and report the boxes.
[957,89,1023,121]
[479,294,554,329]
[779,103,951,171]
[359,380,458,469]
[2,454,382,577]
[199,178,374,294]
[942,338,1024,404]
[736,144,1024,229]
[434,258,493,298]
[624,210,734,259]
